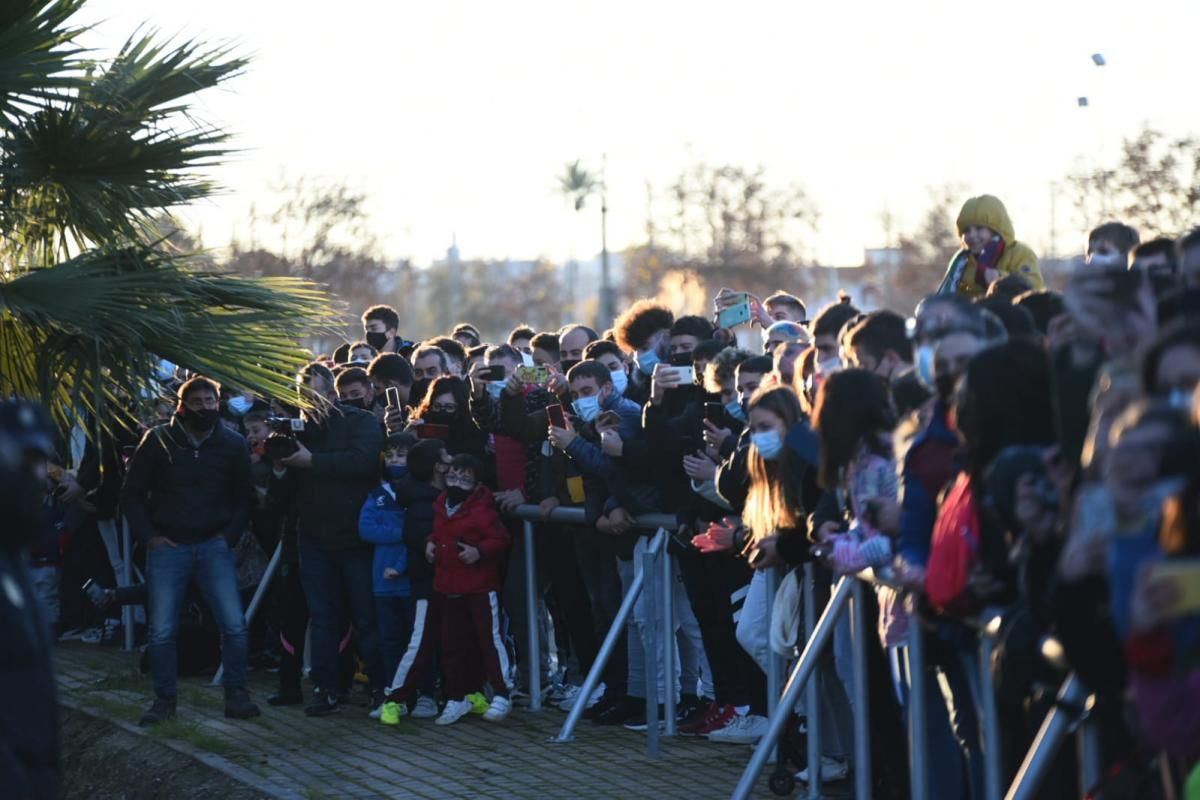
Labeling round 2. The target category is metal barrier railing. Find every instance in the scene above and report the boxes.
[197,501,1101,799]
[503,505,680,757]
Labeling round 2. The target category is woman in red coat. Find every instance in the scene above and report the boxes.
[424,454,512,725]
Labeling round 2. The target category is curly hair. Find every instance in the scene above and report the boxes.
[704,347,754,394]
[614,299,674,352]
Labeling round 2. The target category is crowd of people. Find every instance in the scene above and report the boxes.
[4,194,1200,798]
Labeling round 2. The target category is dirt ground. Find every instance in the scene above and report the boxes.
[60,708,274,800]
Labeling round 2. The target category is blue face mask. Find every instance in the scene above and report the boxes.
[725,399,747,423]
[751,430,783,460]
[610,368,629,396]
[916,345,935,388]
[634,348,659,377]
[572,395,602,423]
[385,464,409,482]
[227,396,253,417]
[486,381,505,401]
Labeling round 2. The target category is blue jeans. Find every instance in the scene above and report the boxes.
[375,595,415,685]
[299,543,384,692]
[147,536,247,699]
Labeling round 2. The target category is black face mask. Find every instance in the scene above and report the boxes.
[409,379,432,408]
[340,397,369,411]
[178,407,220,431]
[559,358,581,375]
[424,410,456,427]
[365,331,391,351]
[446,486,473,505]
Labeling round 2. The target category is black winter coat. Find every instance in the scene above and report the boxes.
[269,404,384,550]
[121,418,253,545]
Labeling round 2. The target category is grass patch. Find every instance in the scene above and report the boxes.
[88,695,142,723]
[83,669,149,694]
[178,685,225,711]
[151,719,236,757]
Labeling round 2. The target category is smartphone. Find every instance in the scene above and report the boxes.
[516,365,550,384]
[1143,560,1200,618]
[673,366,694,386]
[386,387,402,410]
[480,365,506,381]
[704,402,724,425]
[716,293,752,328]
[597,410,621,428]
[416,423,450,440]
[546,403,567,428]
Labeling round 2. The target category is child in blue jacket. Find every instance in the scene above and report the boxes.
[359,433,417,690]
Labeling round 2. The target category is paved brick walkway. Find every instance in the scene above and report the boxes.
[56,643,783,799]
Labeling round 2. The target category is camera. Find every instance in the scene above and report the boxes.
[263,417,306,461]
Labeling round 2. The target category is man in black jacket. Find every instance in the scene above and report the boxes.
[269,363,385,717]
[121,377,259,726]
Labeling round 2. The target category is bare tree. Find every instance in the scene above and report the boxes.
[1068,126,1200,237]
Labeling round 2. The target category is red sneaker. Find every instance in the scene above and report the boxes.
[682,703,737,737]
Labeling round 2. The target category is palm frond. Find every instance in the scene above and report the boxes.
[0,244,343,436]
[82,31,247,124]
[2,102,232,256]
[0,0,90,122]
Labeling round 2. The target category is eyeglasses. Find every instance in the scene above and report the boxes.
[430,403,458,414]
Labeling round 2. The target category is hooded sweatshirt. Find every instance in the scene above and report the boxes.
[939,194,1044,298]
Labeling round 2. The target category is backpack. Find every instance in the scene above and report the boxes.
[925,472,980,612]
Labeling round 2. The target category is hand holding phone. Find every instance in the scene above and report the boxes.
[386,387,402,410]
[546,403,567,429]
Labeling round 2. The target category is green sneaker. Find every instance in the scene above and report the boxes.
[380,701,404,726]
[466,692,490,715]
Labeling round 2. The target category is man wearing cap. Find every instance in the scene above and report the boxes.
[121,375,259,726]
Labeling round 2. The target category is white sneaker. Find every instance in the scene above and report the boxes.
[482,695,511,722]
[434,698,474,726]
[368,705,383,720]
[555,681,606,712]
[411,695,439,719]
[707,714,768,745]
[796,756,849,783]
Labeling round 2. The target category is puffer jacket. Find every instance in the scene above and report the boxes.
[939,194,1044,297]
[358,482,409,597]
[429,486,510,595]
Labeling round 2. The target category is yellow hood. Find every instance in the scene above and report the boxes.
[956,195,1016,244]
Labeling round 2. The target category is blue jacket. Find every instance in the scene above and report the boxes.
[896,403,960,568]
[358,482,410,597]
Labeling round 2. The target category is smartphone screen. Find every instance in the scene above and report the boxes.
[481,365,506,381]
[705,402,724,424]
[546,404,567,428]
[386,387,402,409]
[416,423,450,440]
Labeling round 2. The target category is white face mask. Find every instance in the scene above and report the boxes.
[521,351,535,367]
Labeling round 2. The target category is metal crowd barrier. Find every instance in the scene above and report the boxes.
[196,501,1101,798]
[502,504,679,757]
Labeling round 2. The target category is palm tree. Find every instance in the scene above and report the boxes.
[0,0,341,438]
[558,158,614,324]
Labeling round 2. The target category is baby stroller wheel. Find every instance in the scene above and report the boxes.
[769,766,795,796]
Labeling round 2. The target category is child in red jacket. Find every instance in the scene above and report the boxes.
[424,454,512,725]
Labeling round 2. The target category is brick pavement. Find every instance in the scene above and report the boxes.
[55,643,791,799]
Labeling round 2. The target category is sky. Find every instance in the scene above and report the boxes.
[79,0,1200,267]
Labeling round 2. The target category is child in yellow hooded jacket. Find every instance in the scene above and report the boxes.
[937,195,1044,298]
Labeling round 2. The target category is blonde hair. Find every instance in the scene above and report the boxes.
[742,387,804,544]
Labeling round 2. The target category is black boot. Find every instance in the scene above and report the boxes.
[139,696,176,727]
[225,687,261,720]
